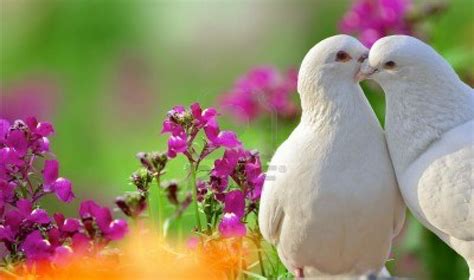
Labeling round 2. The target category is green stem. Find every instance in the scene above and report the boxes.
[254,221,267,277]
[147,176,163,235]
[256,240,266,277]
[155,176,163,232]
[190,164,202,232]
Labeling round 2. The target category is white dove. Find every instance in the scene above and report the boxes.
[359,35,474,279]
[258,35,406,278]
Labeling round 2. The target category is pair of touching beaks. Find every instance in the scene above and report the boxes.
[355,52,377,82]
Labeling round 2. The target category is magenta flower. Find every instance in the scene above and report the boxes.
[0,225,13,242]
[196,180,208,202]
[218,213,246,238]
[167,133,188,158]
[224,190,245,218]
[21,230,52,261]
[220,66,298,122]
[209,175,229,196]
[211,149,241,177]
[0,117,128,265]
[208,148,265,203]
[339,0,412,47]
[0,119,10,142]
[161,103,242,160]
[52,245,74,265]
[1,78,59,123]
[79,200,128,240]
[43,159,75,203]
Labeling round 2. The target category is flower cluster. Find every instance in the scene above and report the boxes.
[0,118,127,265]
[220,66,298,122]
[339,0,413,47]
[162,103,241,158]
[159,103,265,239]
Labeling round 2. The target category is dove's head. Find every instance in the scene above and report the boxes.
[359,35,456,91]
[298,35,368,95]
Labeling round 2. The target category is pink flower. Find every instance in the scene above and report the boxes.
[1,78,59,123]
[79,200,128,240]
[162,103,242,159]
[218,213,246,238]
[224,190,245,218]
[186,236,199,249]
[339,0,412,47]
[20,230,52,261]
[42,160,75,203]
[220,66,298,122]
[167,133,187,158]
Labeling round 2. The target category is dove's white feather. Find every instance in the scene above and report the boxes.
[258,35,405,277]
[366,35,474,278]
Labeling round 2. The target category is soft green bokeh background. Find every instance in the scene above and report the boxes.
[1,0,473,278]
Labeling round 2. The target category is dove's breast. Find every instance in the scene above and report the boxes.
[269,117,402,275]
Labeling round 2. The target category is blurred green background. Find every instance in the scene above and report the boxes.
[1,0,473,278]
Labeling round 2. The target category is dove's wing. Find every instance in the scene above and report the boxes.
[392,190,406,238]
[401,119,474,241]
[258,177,285,245]
[258,135,297,245]
[418,143,474,241]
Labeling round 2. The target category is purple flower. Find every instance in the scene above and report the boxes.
[339,0,412,47]
[162,103,242,160]
[211,149,241,177]
[62,218,81,233]
[167,133,187,158]
[224,190,245,218]
[0,119,10,143]
[209,175,229,197]
[52,245,74,265]
[208,131,241,148]
[79,200,128,241]
[42,159,75,202]
[1,78,59,123]
[0,180,15,204]
[209,148,265,203]
[6,130,28,156]
[191,103,217,129]
[21,230,52,261]
[220,66,298,122]
[0,225,13,242]
[218,213,246,238]
[196,180,208,202]
[28,209,51,224]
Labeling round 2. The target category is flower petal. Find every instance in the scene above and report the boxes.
[53,177,75,203]
[43,159,59,186]
[36,122,54,137]
[218,213,246,238]
[224,190,245,218]
[28,209,50,224]
[106,219,128,240]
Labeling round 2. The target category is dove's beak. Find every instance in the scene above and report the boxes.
[355,63,378,82]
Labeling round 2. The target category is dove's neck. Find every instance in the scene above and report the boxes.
[299,80,373,128]
[384,77,474,174]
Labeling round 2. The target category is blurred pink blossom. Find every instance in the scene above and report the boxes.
[1,78,59,122]
[220,66,298,122]
[339,0,413,47]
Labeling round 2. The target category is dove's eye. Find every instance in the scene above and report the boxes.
[384,61,396,69]
[335,51,352,62]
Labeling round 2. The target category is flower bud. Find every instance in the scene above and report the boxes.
[136,152,153,171]
[150,152,167,172]
[164,181,179,206]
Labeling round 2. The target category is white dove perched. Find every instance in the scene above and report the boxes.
[360,35,474,279]
[258,35,405,278]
